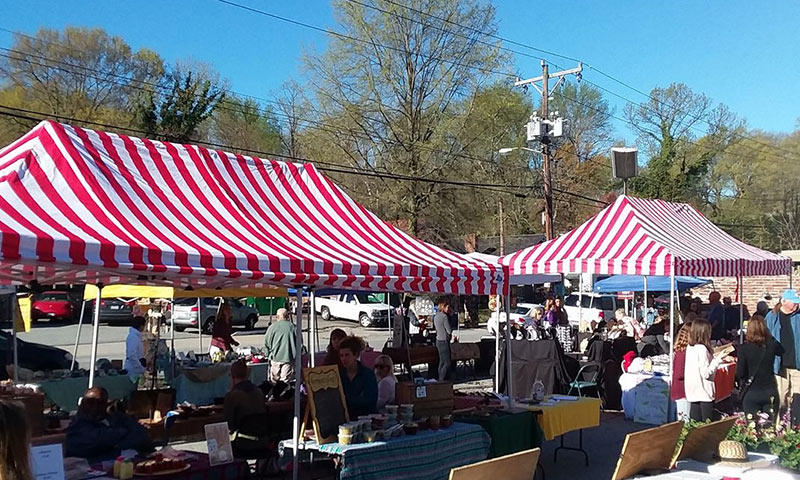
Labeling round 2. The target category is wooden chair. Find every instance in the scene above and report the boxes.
[449,448,540,480]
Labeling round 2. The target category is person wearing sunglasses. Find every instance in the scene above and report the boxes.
[374,354,397,410]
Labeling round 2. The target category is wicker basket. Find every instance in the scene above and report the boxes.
[717,440,748,462]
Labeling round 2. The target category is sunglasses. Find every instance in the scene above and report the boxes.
[375,364,390,369]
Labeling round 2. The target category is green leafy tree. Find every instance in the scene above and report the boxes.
[625,83,742,204]
[136,69,224,143]
[0,26,163,144]
[303,0,505,239]
[211,96,281,155]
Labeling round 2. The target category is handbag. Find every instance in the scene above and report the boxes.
[732,346,766,407]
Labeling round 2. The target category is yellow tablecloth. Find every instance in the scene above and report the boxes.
[525,396,601,440]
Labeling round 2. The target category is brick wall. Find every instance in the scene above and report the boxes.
[692,267,800,312]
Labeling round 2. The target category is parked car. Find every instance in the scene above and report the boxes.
[0,330,76,377]
[171,297,259,333]
[487,302,543,335]
[316,293,392,328]
[563,293,618,328]
[31,291,75,323]
[84,298,135,325]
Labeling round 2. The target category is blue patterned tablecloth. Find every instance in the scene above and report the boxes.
[299,422,491,480]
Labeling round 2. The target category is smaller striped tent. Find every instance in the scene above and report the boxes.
[501,195,790,278]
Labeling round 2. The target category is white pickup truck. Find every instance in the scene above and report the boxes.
[315,293,393,328]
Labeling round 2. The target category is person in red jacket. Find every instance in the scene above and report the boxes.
[671,322,693,422]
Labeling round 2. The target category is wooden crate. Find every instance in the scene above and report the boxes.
[14,393,45,436]
[395,381,453,418]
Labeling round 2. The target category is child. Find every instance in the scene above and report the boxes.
[684,321,722,421]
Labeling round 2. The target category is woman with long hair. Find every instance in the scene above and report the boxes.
[543,298,557,328]
[323,328,347,366]
[736,315,784,420]
[684,321,722,421]
[374,354,397,410]
[0,399,33,480]
[209,303,239,357]
[670,321,693,421]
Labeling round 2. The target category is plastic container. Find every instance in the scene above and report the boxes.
[403,423,419,435]
[338,433,355,445]
[428,415,441,430]
[363,430,379,443]
[441,415,453,428]
[339,423,356,436]
[385,405,399,415]
[119,460,134,480]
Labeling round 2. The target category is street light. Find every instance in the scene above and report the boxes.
[498,146,540,155]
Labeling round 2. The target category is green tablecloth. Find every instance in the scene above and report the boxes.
[455,410,542,458]
[38,375,136,411]
[171,362,269,405]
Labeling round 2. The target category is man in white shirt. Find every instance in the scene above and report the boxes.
[125,316,147,382]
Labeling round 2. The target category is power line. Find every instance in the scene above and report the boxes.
[0,104,540,194]
[365,2,800,163]
[214,0,516,79]
[0,45,536,174]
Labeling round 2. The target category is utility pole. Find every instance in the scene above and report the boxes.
[498,199,505,255]
[515,61,583,240]
[541,62,552,241]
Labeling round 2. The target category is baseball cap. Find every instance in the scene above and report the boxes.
[781,289,800,303]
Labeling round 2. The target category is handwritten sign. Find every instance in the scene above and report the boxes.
[205,422,233,466]
[30,444,65,480]
[303,365,349,444]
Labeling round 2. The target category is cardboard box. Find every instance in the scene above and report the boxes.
[395,381,453,419]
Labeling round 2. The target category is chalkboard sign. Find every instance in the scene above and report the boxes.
[303,365,349,444]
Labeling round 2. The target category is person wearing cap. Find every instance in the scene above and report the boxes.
[263,308,296,382]
[765,289,800,415]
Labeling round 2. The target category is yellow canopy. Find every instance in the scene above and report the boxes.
[83,284,287,300]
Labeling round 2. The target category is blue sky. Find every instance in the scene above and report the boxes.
[2,0,799,140]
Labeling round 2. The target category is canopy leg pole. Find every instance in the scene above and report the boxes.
[88,283,103,389]
[494,294,500,393]
[292,288,303,480]
[170,302,176,378]
[310,291,316,367]
[71,300,87,371]
[668,269,675,378]
[197,297,203,353]
[578,275,583,331]
[12,288,18,382]
[643,276,648,325]
[739,276,744,344]
[503,294,514,405]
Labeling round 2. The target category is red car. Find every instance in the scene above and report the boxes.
[32,291,75,322]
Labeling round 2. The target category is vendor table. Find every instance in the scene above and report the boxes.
[94,453,247,480]
[282,422,490,480]
[455,410,542,458]
[171,362,268,405]
[619,363,735,424]
[38,375,135,411]
[523,395,601,466]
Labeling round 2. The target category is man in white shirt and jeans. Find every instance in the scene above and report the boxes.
[125,316,147,382]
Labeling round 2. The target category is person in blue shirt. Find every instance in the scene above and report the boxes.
[707,292,726,341]
[338,335,378,418]
[765,289,800,420]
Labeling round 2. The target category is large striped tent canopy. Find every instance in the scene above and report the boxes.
[0,121,501,294]
[501,195,790,278]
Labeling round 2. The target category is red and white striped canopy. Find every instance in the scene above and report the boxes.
[0,121,501,294]
[501,195,790,278]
